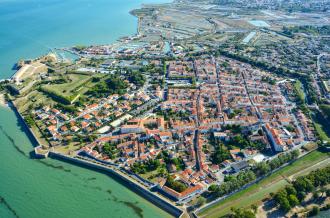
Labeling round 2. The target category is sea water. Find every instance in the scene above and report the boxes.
[0,0,172,217]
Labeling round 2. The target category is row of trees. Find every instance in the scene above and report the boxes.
[223,207,256,218]
[282,25,330,37]
[273,165,330,212]
[209,150,300,197]
[253,150,300,177]
[209,170,256,197]
[24,114,35,127]
[56,103,77,114]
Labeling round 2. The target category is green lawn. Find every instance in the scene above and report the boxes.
[42,73,92,98]
[198,150,330,218]
[293,80,305,103]
[15,90,51,113]
[312,110,330,142]
[315,123,330,141]
[139,170,161,183]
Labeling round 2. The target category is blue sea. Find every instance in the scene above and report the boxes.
[0,0,168,79]
[0,1,173,217]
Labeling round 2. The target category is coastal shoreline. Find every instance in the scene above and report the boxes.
[0,2,183,217]
[8,100,183,217]
[0,94,7,107]
[8,101,40,147]
[49,151,183,218]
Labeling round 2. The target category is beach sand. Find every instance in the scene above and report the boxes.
[0,94,7,107]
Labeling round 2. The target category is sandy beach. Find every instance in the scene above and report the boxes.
[0,94,7,107]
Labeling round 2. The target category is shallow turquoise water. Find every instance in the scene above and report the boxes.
[0,0,172,217]
[0,107,172,218]
[315,210,330,217]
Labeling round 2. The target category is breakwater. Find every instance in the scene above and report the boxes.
[48,151,183,218]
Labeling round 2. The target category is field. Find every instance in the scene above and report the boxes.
[198,150,330,218]
[314,123,330,142]
[312,110,330,142]
[14,90,51,113]
[293,80,305,103]
[41,73,94,98]
[14,72,109,112]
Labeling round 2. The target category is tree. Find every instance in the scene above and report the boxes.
[297,191,306,202]
[280,198,291,212]
[127,71,146,87]
[157,167,167,177]
[326,189,330,197]
[92,77,100,82]
[24,114,35,127]
[288,194,299,207]
[165,176,187,193]
[230,207,256,218]
[211,143,230,164]
[312,191,320,200]
[208,184,218,192]
[274,190,291,211]
[196,197,206,207]
[293,177,314,193]
[254,162,271,176]
[285,185,297,196]
[251,204,258,213]
[308,206,319,216]
[291,149,300,159]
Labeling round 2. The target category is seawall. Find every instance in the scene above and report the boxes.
[8,100,184,217]
[8,101,40,147]
[49,151,183,218]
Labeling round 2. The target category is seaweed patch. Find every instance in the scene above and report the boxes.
[37,160,71,173]
[87,177,97,181]
[119,201,143,218]
[0,195,19,218]
[0,125,27,157]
